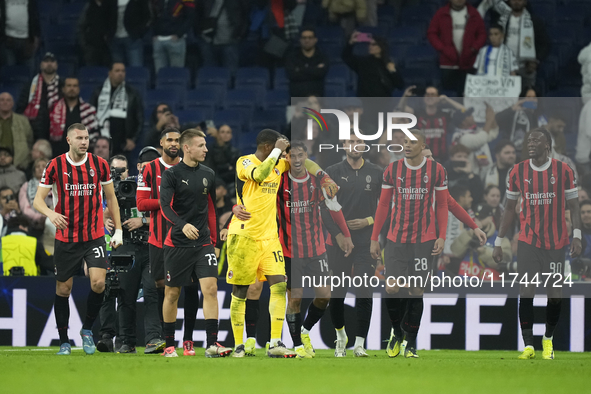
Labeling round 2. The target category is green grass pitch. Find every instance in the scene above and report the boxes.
[1,348,589,393]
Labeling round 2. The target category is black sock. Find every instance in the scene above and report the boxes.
[55,295,70,344]
[205,319,218,347]
[303,302,326,331]
[157,288,164,328]
[329,298,345,330]
[164,322,176,348]
[384,298,403,338]
[183,285,199,341]
[245,299,259,338]
[402,296,423,348]
[82,289,104,330]
[519,297,534,347]
[287,313,302,347]
[356,298,372,338]
[545,299,562,338]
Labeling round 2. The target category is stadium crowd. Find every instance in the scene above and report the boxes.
[1,0,590,281]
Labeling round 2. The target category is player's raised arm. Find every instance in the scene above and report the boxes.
[305,159,339,199]
[239,138,289,183]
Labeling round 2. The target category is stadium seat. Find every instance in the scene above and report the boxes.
[79,85,95,102]
[156,67,191,89]
[325,82,346,97]
[273,68,288,90]
[214,109,245,127]
[388,27,424,46]
[44,23,77,46]
[196,67,231,88]
[186,86,225,109]
[175,109,212,125]
[555,5,588,24]
[399,5,436,26]
[78,66,109,85]
[546,88,581,97]
[235,67,270,88]
[227,87,264,108]
[126,67,150,90]
[0,65,31,84]
[59,63,76,80]
[405,45,438,69]
[326,64,351,89]
[0,85,22,105]
[264,89,289,110]
[320,43,344,65]
[145,88,183,111]
[315,26,345,45]
[251,109,285,133]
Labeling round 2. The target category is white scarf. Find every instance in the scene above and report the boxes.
[478,0,536,60]
[96,78,128,138]
[474,44,515,76]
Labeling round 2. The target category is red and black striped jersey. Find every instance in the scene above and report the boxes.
[39,152,111,243]
[136,157,180,248]
[416,108,450,160]
[506,158,578,250]
[381,157,448,243]
[276,171,325,258]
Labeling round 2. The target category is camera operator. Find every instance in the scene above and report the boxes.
[0,186,21,235]
[98,151,162,353]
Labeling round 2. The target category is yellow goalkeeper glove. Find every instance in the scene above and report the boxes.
[318,171,339,199]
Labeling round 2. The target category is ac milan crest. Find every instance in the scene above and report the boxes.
[423,175,429,183]
[90,168,95,177]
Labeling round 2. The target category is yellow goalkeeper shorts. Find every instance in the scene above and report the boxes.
[226,234,285,285]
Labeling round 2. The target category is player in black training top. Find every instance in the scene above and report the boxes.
[159,129,232,358]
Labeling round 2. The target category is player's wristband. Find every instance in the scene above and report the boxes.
[494,237,504,247]
[573,229,582,240]
[269,148,282,161]
[366,217,374,225]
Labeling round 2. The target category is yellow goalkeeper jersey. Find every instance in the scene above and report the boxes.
[228,154,289,240]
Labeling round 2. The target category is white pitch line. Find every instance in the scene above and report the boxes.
[0,347,84,352]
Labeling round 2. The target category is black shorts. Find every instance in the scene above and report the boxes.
[327,243,376,297]
[149,244,165,282]
[517,241,566,279]
[163,245,218,287]
[54,237,109,282]
[384,239,436,286]
[286,253,329,289]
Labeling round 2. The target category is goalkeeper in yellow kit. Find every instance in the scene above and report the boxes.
[227,129,337,357]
